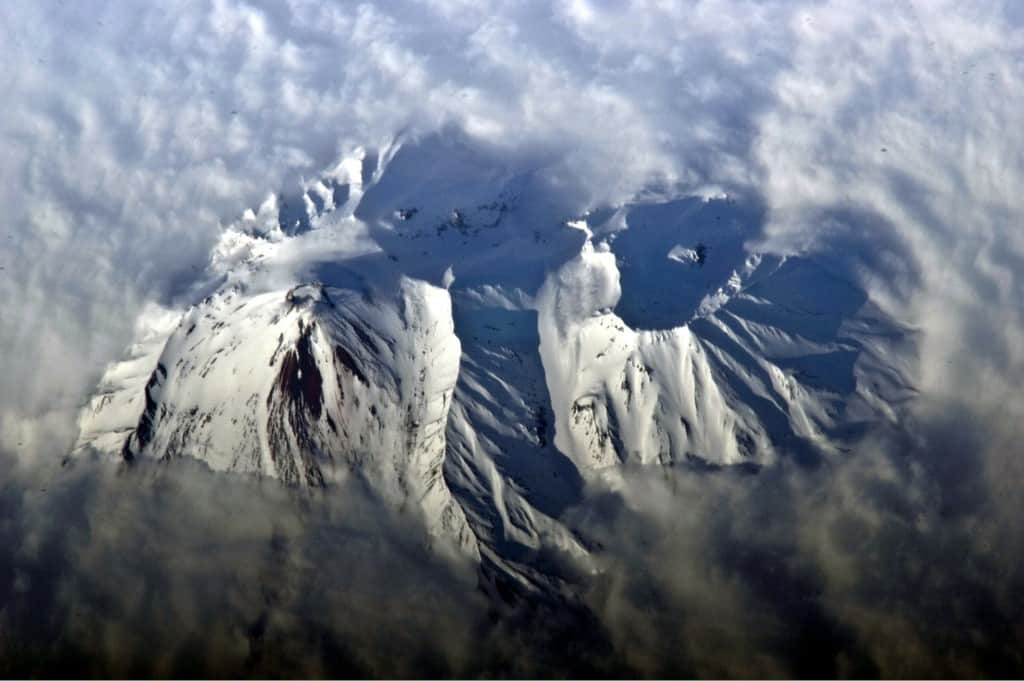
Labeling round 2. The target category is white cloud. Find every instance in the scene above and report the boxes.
[3,0,1024,673]
[750,1,1024,414]
[0,0,1018,480]
[0,0,1021,486]
[0,0,794,451]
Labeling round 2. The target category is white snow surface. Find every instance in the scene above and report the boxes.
[75,132,915,588]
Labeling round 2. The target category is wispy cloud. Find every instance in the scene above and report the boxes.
[2,0,1024,675]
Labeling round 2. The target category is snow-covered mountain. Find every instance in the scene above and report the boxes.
[74,131,916,592]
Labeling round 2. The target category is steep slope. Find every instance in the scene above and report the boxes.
[535,217,914,471]
[78,278,477,555]
[537,221,770,469]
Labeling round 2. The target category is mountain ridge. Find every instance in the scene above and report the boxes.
[73,131,917,594]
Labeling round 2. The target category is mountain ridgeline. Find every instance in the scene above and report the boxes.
[74,132,916,596]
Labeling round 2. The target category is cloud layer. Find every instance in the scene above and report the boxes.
[5,0,1024,451]
[2,0,1024,676]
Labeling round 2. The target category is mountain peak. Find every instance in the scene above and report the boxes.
[74,131,914,590]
